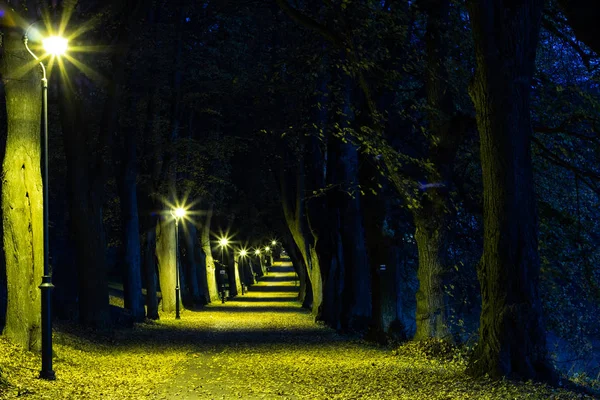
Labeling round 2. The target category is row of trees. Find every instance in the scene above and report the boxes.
[1,0,599,384]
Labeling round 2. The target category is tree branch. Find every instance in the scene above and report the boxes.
[274,0,345,48]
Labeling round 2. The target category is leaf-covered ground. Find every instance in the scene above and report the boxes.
[0,261,595,399]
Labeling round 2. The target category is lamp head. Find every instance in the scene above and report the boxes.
[254,249,261,255]
[240,249,247,257]
[271,240,277,246]
[219,238,229,247]
[174,207,186,219]
[265,246,270,252]
[43,36,68,56]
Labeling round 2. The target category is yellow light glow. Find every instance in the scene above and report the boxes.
[240,249,247,257]
[174,207,186,218]
[254,249,261,255]
[265,246,270,252]
[43,36,68,56]
[219,238,229,247]
[271,240,277,246]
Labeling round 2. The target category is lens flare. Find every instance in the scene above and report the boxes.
[43,36,68,56]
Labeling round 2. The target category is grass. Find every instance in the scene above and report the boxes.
[0,263,596,399]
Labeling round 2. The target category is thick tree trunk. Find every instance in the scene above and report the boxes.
[280,164,323,317]
[413,216,450,340]
[155,218,177,312]
[361,168,400,338]
[184,223,203,306]
[338,142,371,329]
[201,205,219,302]
[283,232,309,305]
[143,228,159,319]
[60,74,110,330]
[467,0,553,380]
[118,130,144,321]
[0,28,43,350]
[412,0,457,342]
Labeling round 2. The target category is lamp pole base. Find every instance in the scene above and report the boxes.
[39,275,55,380]
[175,286,180,319]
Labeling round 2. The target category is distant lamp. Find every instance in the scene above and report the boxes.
[254,249,261,255]
[265,246,270,252]
[42,36,68,56]
[219,238,229,247]
[271,240,277,246]
[170,206,187,320]
[238,248,248,294]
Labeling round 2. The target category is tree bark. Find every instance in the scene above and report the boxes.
[413,216,449,340]
[59,69,110,330]
[0,28,43,350]
[411,0,457,342]
[156,218,177,312]
[201,205,219,302]
[183,223,203,306]
[118,129,144,322]
[466,0,553,380]
[143,228,159,319]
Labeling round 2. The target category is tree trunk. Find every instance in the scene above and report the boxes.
[60,72,110,331]
[143,228,159,319]
[156,218,177,312]
[201,205,219,302]
[411,0,458,342]
[0,28,43,350]
[280,161,323,317]
[283,232,309,305]
[338,142,371,330]
[466,0,553,380]
[118,129,144,322]
[413,216,450,340]
[184,223,203,306]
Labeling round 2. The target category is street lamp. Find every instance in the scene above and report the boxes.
[171,207,186,319]
[238,249,248,295]
[24,22,68,381]
[218,237,229,263]
[217,237,230,303]
[271,240,277,246]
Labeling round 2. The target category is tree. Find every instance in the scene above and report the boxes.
[466,0,553,380]
[0,18,43,351]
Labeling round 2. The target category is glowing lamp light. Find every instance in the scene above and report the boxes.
[174,207,186,219]
[219,238,229,247]
[240,249,247,257]
[254,249,261,255]
[265,246,270,252]
[42,36,68,56]
[271,240,277,246]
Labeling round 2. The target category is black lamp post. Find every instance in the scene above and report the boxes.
[24,24,67,381]
[218,238,229,302]
[238,249,247,295]
[172,207,186,319]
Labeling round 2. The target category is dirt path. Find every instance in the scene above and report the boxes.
[156,261,399,399]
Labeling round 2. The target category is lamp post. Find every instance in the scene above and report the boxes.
[219,237,229,264]
[254,248,261,279]
[238,249,247,295]
[265,246,272,273]
[24,24,68,381]
[218,238,229,303]
[171,207,186,319]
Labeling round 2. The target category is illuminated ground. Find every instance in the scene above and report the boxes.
[0,261,594,399]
